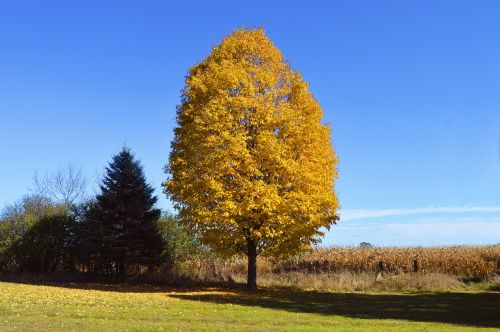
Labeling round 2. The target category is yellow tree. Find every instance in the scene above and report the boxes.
[164,28,339,291]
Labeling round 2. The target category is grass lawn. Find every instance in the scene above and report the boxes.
[0,281,498,331]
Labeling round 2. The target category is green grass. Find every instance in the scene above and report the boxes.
[0,281,498,331]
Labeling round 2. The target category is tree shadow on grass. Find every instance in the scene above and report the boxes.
[170,289,500,328]
[0,274,244,293]
[1,276,499,328]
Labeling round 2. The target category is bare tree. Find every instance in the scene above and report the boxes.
[31,164,88,205]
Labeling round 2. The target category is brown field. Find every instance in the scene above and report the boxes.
[174,245,500,292]
[275,245,500,276]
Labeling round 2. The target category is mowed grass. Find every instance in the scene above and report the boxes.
[0,282,499,331]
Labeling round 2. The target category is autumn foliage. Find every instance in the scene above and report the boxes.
[164,28,339,290]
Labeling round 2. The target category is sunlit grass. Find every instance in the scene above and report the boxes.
[0,282,498,331]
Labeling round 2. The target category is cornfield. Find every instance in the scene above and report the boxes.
[273,246,500,277]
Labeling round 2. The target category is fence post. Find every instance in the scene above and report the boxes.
[376,261,384,282]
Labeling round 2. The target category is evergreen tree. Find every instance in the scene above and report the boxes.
[87,147,163,278]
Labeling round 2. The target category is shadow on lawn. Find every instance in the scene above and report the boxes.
[171,289,500,328]
[0,273,243,293]
[1,275,499,328]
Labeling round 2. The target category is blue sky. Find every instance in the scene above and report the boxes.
[1,1,499,246]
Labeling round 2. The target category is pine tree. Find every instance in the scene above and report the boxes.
[88,147,163,278]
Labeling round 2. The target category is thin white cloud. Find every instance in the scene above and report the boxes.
[323,216,500,246]
[340,206,500,221]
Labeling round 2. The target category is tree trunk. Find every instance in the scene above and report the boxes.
[115,262,125,282]
[247,239,257,291]
[120,262,126,281]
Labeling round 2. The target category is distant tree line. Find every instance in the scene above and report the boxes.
[0,148,198,280]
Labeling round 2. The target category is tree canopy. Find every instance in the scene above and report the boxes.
[164,28,339,290]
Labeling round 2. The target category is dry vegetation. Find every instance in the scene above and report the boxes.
[276,245,500,276]
[173,245,500,292]
[5,245,498,293]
